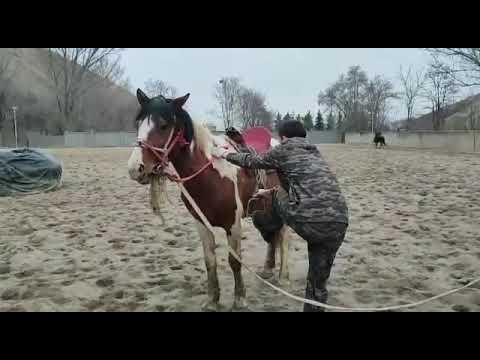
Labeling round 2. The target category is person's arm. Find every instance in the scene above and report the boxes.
[225,145,282,169]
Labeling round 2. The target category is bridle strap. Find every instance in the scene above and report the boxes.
[137,128,215,184]
[162,158,214,184]
[137,127,177,168]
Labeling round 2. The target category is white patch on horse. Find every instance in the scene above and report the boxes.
[128,116,155,179]
[138,115,154,141]
[191,121,244,219]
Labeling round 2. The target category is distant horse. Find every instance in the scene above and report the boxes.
[127,90,289,311]
[373,132,386,148]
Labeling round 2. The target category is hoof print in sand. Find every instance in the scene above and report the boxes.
[135,291,147,302]
[1,288,20,301]
[0,264,10,275]
[451,304,470,312]
[96,277,114,287]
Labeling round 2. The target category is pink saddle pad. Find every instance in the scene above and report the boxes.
[242,127,272,154]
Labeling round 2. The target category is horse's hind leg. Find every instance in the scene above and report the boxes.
[195,220,220,311]
[252,213,276,279]
[277,225,290,286]
[227,223,247,310]
[260,240,276,279]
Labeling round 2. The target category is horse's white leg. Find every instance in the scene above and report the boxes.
[278,225,290,286]
[195,220,220,311]
[227,223,247,310]
[260,241,276,279]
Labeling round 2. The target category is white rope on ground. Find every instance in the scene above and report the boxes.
[168,164,480,312]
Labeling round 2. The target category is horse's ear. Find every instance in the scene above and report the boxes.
[173,93,190,109]
[136,89,150,106]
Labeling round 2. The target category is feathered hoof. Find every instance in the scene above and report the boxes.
[231,297,249,312]
[257,268,274,279]
[202,300,221,312]
[278,276,291,288]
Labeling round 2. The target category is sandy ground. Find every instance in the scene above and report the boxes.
[1,145,480,312]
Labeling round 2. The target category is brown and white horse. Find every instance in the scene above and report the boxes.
[127,89,288,311]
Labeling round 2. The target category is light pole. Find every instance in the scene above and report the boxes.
[12,106,18,148]
[219,79,227,128]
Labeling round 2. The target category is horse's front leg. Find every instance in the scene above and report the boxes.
[227,223,247,310]
[195,220,220,311]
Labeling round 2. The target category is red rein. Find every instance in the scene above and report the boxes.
[137,130,216,184]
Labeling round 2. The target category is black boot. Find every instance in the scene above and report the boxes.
[303,279,327,312]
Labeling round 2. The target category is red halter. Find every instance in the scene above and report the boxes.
[136,128,214,184]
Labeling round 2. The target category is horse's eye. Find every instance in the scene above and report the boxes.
[160,124,169,130]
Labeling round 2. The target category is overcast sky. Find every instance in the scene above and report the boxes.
[121,48,433,128]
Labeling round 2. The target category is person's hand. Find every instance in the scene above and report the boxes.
[211,146,231,159]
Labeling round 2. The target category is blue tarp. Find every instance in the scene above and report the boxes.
[0,148,62,196]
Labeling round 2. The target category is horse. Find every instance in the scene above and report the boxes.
[127,89,289,311]
[373,131,386,148]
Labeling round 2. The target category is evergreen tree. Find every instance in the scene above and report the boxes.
[314,111,324,130]
[326,112,335,130]
[274,112,282,131]
[282,112,292,122]
[303,111,314,131]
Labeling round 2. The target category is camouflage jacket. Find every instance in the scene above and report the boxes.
[226,137,349,224]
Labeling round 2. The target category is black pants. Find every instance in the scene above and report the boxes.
[251,190,347,312]
[292,222,347,312]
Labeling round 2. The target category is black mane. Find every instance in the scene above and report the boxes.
[135,95,194,143]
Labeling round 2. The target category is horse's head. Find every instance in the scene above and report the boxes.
[128,88,194,184]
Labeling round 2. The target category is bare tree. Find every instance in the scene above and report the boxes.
[91,54,126,88]
[364,75,397,132]
[0,91,7,132]
[399,65,425,128]
[346,66,369,116]
[318,65,369,131]
[426,48,480,87]
[214,77,242,129]
[377,100,393,131]
[118,77,134,93]
[466,100,480,152]
[144,79,177,98]
[0,53,17,132]
[237,87,254,128]
[236,87,269,129]
[422,60,458,130]
[257,108,274,129]
[47,48,123,133]
[0,55,15,86]
[467,101,480,131]
[318,75,350,124]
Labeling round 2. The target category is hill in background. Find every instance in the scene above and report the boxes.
[0,48,138,143]
[392,93,480,131]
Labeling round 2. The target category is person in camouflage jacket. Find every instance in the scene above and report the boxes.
[214,120,349,312]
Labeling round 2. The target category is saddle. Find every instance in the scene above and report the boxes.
[247,186,285,243]
[246,186,278,217]
[225,126,272,154]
